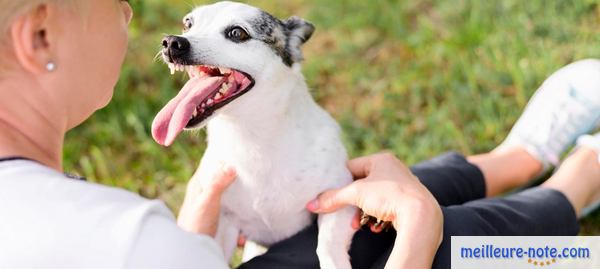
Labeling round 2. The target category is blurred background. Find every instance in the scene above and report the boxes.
[63,0,600,231]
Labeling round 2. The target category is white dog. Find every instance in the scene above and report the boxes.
[152,2,356,268]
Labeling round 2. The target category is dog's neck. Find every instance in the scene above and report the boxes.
[206,73,321,145]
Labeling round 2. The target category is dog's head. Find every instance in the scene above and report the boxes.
[151,1,315,146]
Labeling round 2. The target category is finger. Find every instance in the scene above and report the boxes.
[206,166,237,194]
[370,221,384,233]
[351,210,361,230]
[237,234,247,247]
[347,155,375,179]
[306,184,358,213]
[360,214,372,226]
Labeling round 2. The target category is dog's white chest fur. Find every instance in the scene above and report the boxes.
[197,78,352,246]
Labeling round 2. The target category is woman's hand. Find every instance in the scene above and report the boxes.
[177,165,236,237]
[306,153,443,269]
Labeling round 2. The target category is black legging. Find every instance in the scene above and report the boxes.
[239,152,580,269]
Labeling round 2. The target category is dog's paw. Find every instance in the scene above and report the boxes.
[316,247,352,269]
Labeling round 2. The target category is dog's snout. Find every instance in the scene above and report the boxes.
[162,35,191,58]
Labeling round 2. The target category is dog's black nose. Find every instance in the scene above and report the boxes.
[162,35,191,58]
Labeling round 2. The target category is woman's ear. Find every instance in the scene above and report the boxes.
[9,4,53,74]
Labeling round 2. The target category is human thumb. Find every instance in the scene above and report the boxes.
[306,185,356,213]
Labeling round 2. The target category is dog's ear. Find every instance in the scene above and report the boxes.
[283,16,315,64]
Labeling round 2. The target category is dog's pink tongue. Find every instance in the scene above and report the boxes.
[152,76,225,146]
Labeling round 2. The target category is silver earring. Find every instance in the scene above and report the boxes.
[46,62,56,72]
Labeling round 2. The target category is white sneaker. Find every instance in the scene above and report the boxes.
[499,59,600,171]
[575,133,600,217]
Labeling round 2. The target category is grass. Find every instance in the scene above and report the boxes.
[63,0,600,234]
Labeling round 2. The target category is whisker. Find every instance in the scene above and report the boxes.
[153,50,163,62]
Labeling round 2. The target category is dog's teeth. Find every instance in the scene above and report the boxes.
[190,67,199,77]
[168,63,176,75]
[187,66,197,78]
[192,109,198,117]
[207,99,214,105]
[215,93,223,99]
[219,67,231,74]
[220,84,229,94]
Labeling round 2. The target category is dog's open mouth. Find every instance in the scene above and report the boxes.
[151,64,255,146]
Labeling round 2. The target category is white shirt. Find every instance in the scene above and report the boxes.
[0,160,229,269]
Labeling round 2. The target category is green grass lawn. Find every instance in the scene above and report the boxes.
[63,0,600,232]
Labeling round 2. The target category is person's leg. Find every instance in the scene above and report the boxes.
[543,148,600,217]
[422,59,600,198]
[467,147,542,196]
[471,59,600,196]
[410,152,486,206]
[428,189,579,269]
[428,145,600,269]
[237,223,320,269]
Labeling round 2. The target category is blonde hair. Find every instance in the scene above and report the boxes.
[0,0,75,41]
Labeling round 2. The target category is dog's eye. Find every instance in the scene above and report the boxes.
[183,18,193,32]
[225,26,250,42]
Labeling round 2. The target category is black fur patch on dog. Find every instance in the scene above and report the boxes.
[251,11,315,67]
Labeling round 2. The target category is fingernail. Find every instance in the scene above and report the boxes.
[306,200,319,212]
[223,165,235,176]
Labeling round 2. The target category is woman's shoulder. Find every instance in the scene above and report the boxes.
[0,160,177,267]
[0,160,166,212]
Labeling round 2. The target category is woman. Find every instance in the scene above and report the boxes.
[0,1,231,268]
[1,1,599,269]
